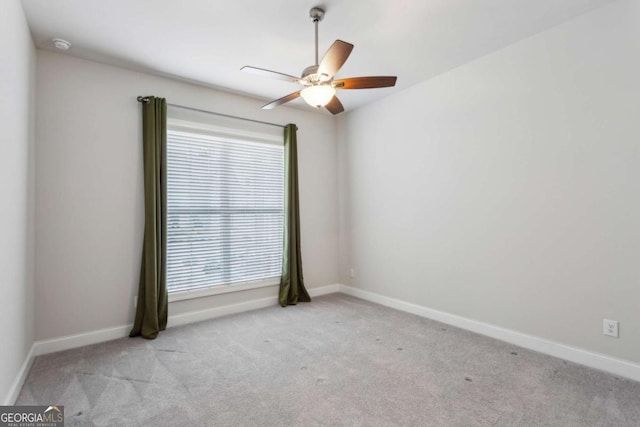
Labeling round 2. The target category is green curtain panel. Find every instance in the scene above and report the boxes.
[130,96,169,339]
[279,124,311,307]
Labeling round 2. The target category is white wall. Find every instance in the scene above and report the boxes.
[35,51,338,340]
[0,0,36,404]
[339,0,640,364]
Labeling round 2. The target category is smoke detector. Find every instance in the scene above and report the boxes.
[52,38,71,51]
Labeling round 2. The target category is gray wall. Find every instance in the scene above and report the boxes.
[338,0,640,364]
[34,51,339,340]
[0,0,36,404]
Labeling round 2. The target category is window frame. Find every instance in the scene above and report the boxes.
[166,118,284,303]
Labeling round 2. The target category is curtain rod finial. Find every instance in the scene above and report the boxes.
[137,96,150,104]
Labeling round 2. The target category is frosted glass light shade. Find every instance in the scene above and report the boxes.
[300,85,336,108]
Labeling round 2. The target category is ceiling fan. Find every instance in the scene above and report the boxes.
[241,7,397,115]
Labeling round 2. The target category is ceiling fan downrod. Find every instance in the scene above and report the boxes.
[309,7,325,66]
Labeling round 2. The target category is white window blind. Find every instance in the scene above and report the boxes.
[166,128,284,294]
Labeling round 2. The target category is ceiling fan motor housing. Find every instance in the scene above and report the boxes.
[301,65,331,84]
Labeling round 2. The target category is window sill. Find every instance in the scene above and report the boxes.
[168,277,280,303]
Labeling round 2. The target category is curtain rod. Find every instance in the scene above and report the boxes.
[137,96,285,129]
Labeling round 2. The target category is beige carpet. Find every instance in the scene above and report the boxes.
[16,293,640,426]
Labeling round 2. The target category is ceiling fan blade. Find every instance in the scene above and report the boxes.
[317,40,354,78]
[333,76,397,89]
[262,91,301,110]
[241,66,300,83]
[325,96,344,115]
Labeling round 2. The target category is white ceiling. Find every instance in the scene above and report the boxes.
[21,0,613,114]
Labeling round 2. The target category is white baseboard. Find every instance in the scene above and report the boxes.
[168,296,278,328]
[338,284,640,383]
[4,283,339,403]
[168,283,339,327]
[31,283,340,356]
[33,325,132,356]
[4,344,36,405]
[309,283,341,297]
[19,282,638,402]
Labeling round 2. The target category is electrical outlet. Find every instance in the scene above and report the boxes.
[603,319,619,338]
[350,268,356,279]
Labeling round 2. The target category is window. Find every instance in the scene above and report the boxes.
[166,123,284,297]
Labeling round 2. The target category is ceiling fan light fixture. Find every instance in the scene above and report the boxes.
[242,6,396,114]
[300,85,336,108]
